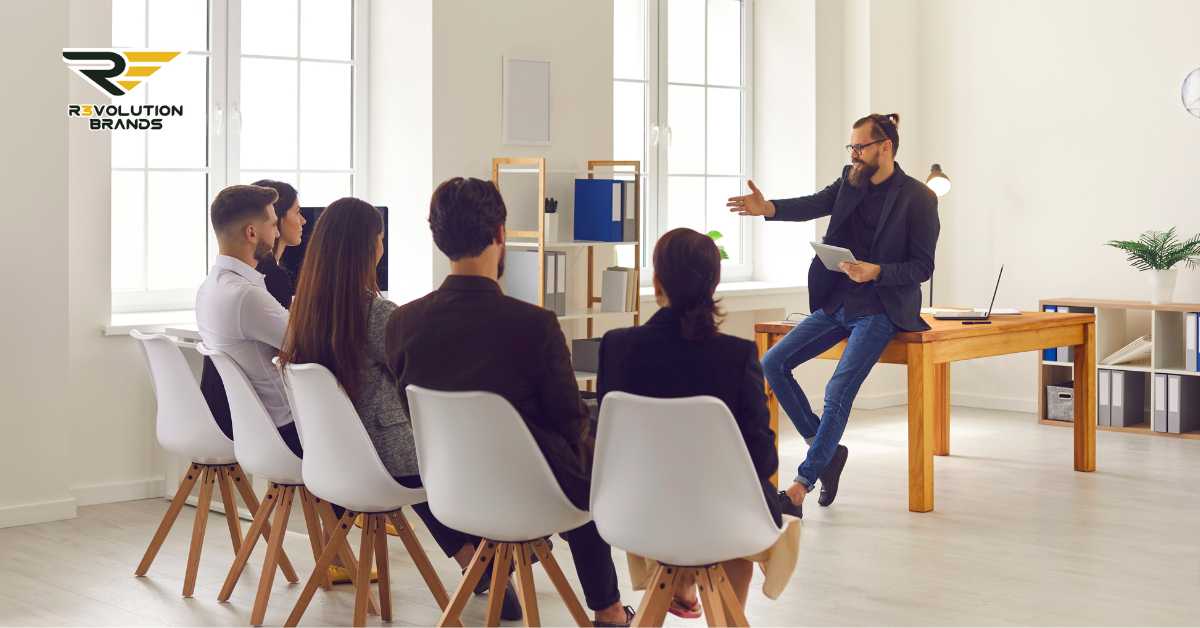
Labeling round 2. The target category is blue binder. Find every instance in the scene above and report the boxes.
[1042,305,1057,361]
[574,179,624,242]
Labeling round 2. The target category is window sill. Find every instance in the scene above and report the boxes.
[105,310,196,337]
[639,280,807,301]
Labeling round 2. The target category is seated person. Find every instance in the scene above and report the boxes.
[385,177,634,627]
[597,227,791,616]
[277,197,522,620]
[200,180,305,438]
[196,184,300,455]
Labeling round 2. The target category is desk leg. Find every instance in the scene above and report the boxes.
[757,331,780,488]
[1072,322,1097,472]
[934,363,951,456]
[907,343,935,512]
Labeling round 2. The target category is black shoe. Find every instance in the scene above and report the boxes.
[776,491,803,519]
[595,605,636,627]
[472,569,522,621]
[818,445,849,507]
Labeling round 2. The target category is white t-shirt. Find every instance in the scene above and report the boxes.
[196,255,292,427]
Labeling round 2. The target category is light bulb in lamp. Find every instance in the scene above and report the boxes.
[926,163,951,197]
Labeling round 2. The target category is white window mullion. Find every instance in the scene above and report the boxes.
[225,0,242,189]
[352,0,369,197]
[209,0,230,269]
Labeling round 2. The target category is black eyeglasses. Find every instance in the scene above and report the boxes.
[844,139,887,155]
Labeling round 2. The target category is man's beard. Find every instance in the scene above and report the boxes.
[254,238,274,261]
[848,159,879,189]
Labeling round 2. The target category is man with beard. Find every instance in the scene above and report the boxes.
[385,177,634,627]
[727,113,939,518]
[195,184,303,452]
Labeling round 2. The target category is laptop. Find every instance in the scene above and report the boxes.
[933,266,1005,321]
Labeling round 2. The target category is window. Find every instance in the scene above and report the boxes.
[614,0,752,279]
[111,0,365,313]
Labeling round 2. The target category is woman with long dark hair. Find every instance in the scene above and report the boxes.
[200,180,305,440]
[597,227,794,617]
[279,197,522,619]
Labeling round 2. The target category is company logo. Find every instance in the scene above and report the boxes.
[62,49,180,97]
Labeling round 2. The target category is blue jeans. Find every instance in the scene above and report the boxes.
[762,307,898,490]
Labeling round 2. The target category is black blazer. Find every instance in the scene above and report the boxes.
[597,308,782,526]
[768,162,939,332]
[386,275,593,510]
[199,255,295,438]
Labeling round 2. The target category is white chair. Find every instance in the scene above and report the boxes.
[130,330,297,598]
[200,344,375,625]
[591,392,786,628]
[281,362,449,627]
[406,385,593,627]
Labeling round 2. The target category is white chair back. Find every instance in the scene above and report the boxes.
[131,330,234,464]
[406,385,591,542]
[282,361,425,513]
[591,392,783,566]
[197,343,302,484]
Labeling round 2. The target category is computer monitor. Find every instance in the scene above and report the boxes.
[279,205,388,291]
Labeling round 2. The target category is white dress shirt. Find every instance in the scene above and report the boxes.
[196,255,293,427]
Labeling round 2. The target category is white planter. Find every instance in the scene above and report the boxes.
[1149,269,1178,304]
[1174,267,1200,304]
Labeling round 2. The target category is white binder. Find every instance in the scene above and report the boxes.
[1186,313,1197,372]
[1098,369,1111,427]
[1152,373,1168,433]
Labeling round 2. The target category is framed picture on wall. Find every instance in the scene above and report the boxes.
[502,57,551,145]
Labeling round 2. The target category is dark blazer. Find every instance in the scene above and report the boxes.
[385,275,593,510]
[200,255,294,438]
[768,162,939,332]
[596,308,782,527]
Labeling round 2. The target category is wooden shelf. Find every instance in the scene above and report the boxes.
[507,239,638,249]
[557,308,636,322]
[1042,361,1073,367]
[1039,419,1200,440]
[1098,362,1153,373]
[575,370,597,383]
[1152,367,1200,377]
[1042,297,1200,313]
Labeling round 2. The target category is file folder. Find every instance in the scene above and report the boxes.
[1167,374,1200,433]
[1098,369,1112,427]
[1187,312,1198,372]
[1043,305,1057,361]
[1055,307,1072,362]
[574,179,624,242]
[1152,373,1168,432]
[553,251,567,316]
[1110,370,1146,427]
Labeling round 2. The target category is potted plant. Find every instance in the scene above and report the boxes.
[706,230,730,260]
[1105,228,1200,304]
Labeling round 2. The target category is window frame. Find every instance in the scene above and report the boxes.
[111,0,368,314]
[616,0,754,283]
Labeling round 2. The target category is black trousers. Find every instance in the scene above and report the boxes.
[396,478,620,612]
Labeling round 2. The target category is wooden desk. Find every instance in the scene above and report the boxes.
[755,312,1096,512]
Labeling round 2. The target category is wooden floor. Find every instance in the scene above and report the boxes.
[2,406,1198,626]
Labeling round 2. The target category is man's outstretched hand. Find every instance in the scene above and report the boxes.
[727,180,776,218]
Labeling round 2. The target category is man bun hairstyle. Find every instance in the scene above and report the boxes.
[210,184,279,235]
[853,112,901,155]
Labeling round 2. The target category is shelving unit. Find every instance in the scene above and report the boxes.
[492,157,642,388]
[1038,298,1200,440]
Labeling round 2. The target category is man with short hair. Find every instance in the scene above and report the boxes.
[195,184,300,452]
[386,177,634,627]
[728,113,940,517]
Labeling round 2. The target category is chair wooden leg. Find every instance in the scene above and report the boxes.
[182,466,217,597]
[298,489,332,591]
[373,515,393,623]
[710,565,749,628]
[217,484,280,602]
[135,463,201,576]
[214,466,243,553]
[438,540,498,628]
[513,543,541,627]
[352,513,378,627]
[388,510,449,608]
[633,564,678,628]
[229,465,300,583]
[251,484,295,626]
[316,500,379,615]
[531,539,591,627]
[285,512,355,628]
[696,568,726,628]
[484,543,515,627]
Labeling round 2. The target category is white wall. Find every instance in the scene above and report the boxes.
[0,0,76,526]
[918,0,1200,410]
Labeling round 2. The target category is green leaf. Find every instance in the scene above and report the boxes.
[719,246,729,260]
[1105,227,1200,271]
[706,230,724,241]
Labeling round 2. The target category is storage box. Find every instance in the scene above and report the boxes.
[1046,383,1074,421]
